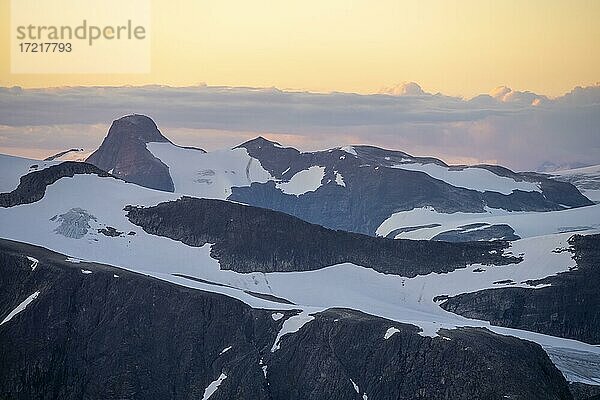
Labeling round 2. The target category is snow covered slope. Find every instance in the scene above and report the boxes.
[146,142,273,199]
[0,164,599,385]
[391,161,540,194]
[377,205,600,240]
[0,154,57,193]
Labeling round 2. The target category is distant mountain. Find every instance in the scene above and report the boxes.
[552,164,600,203]
[537,161,592,173]
[43,148,89,162]
[86,115,593,239]
[86,114,179,191]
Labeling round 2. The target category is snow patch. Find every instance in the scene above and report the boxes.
[341,146,358,156]
[147,142,273,199]
[384,327,400,339]
[271,312,284,321]
[219,346,232,355]
[81,269,92,274]
[66,257,83,263]
[376,205,600,240]
[202,373,227,400]
[334,171,346,187]
[276,166,325,196]
[350,379,368,399]
[392,162,541,195]
[26,256,38,271]
[1,291,40,325]
[271,311,315,352]
[259,358,268,378]
[113,274,119,278]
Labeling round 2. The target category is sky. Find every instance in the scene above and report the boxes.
[1,0,599,96]
[0,0,598,170]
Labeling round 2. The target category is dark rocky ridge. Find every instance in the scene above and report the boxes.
[432,223,521,242]
[440,234,600,344]
[0,162,110,207]
[43,148,85,161]
[125,196,520,276]
[570,383,600,400]
[231,138,593,235]
[86,114,176,192]
[0,239,574,399]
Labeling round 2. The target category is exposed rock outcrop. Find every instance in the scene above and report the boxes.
[86,114,175,192]
[0,239,574,400]
[440,234,600,344]
[124,196,520,276]
[232,140,593,235]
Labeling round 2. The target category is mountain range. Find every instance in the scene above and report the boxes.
[1,114,599,399]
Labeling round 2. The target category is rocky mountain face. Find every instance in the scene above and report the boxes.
[232,139,592,235]
[552,165,600,203]
[125,196,518,276]
[570,383,600,400]
[441,234,600,344]
[83,115,592,237]
[86,114,176,192]
[43,148,87,162]
[0,239,574,400]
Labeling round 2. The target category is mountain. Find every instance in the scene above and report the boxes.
[1,152,600,397]
[552,165,600,203]
[537,161,592,173]
[86,115,592,240]
[233,140,592,237]
[43,148,89,162]
[0,239,572,400]
[440,234,600,344]
[1,115,600,398]
[86,114,179,192]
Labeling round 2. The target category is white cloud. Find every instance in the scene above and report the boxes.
[489,85,546,106]
[379,82,427,96]
[0,83,598,170]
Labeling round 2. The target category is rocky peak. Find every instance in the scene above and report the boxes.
[104,114,171,144]
[238,136,283,150]
[86,114,175,192]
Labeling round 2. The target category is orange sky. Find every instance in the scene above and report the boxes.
[0,0,599,97]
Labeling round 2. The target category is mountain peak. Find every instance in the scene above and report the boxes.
[238,136,284,149]
[107,114,171,144]
[85,114,175,192]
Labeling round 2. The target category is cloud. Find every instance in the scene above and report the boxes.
[0,83,598,170]
[489,85,547,106]
[379,82,428,96]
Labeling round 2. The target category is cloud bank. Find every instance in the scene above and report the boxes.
[0,84,598,170]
